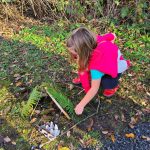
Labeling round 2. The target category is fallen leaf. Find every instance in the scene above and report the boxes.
[142,136,150,141]
[35,110,41,115]
[15,75,22,81]
[14,74,20,78]
[102,131,108,134]
[66,131,71,138]
[129,117,137,128]
[58,146,70,150]
[146,92,150,96]
[111,134,116,143]
[29,79,33,84]
[11,141,16,145]
[30,118,37,124]
[135,110,142,117]
[121,113,126,122]
[69,143,74,150]
[19,87,26,91]
[114,114,119,120]
[128,73,133,77]
[87,118,94,131]
[25,73,30,76]
[141,101,147,106]
[42,56,49,59]
[129,123,135,129]
[16,82,23,87]
[85,138,93,146]
[68,84,74,90]
[106,99,112,104]
[79,138,84,145]
[125,133,135,138]
[4,136,11,142]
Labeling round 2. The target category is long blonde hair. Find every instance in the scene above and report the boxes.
[67,27,97,71]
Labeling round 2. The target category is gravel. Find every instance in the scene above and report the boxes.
[101,122,150,150]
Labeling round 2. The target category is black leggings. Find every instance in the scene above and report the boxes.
[101,73,122,89]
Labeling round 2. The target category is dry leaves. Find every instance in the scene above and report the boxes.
[129,110,143,128]
[4,136,11,143]
[128,73,133,77]
[86,118,94,131]
[14,74,20,78]
[102,131,109,134]
[68,84,74,91]
[125,133,135,138]
[30,118,37,124]
[129,117,138,128]
[35,110,41,115]
[114,114,119,120]
[85,138,94,146]
[146,92,150,96]
[142,136,150,141]
[58,146,70,150]
[106,99,112,104]
[66,131,71,138]
[79,137,94,147]
[11,141,16,145]
[121,113,126,122]
[111,134,116,143]
[15,81,23,87]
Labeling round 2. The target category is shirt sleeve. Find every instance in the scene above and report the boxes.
[102,33,116,41]
[91,70,104,80]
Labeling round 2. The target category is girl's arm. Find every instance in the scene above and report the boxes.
[75,78,101,115]
[103,33,116,43]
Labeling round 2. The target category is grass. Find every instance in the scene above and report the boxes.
[0,18,149,149]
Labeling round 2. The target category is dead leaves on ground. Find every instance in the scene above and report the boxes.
[102,130,109,135]
[79,137,97,148]
[4,136,11,143]
[13,73,33,87]
[86,118,94,131]
[142,136,150,141]
[101,130,116,143]
[129,110,142,128]
[129,117,138,128]
[125,133,135,138]
[58,145,70,150]
[114,112,127,122]
[113,109,145,129]
[30,118,37,124]
[110,134,116,143]
[15,81,23,87]
[57,141,70,150]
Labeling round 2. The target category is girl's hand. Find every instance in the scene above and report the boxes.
[75,104,84,115]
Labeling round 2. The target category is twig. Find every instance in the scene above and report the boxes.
[30,98,40,119]
[45,87,71,120]
[39,100,101,148]
[55,81,83,90]
[29,117,43,141]
[77,89,84,95]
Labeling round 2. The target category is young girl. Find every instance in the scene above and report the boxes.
[67,27,130,115]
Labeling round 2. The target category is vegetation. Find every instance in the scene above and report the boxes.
[46,85,75,117]
[21,86,42,117]
[0,0,149,149]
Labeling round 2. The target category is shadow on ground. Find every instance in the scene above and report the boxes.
[0,117,30,150]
